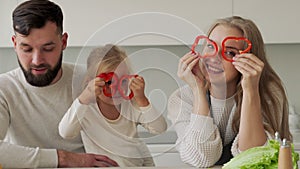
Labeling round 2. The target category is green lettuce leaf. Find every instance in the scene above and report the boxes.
[222,140,299,169]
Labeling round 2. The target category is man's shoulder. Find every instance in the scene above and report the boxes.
[0,68,22,84]
[62,62,86,75]
[0,68,25,95]
[62,62,86,98]
[62,62,75,72]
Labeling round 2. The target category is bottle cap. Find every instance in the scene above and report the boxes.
[281,138,290,147]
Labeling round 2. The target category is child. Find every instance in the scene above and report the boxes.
[59,44,167,167]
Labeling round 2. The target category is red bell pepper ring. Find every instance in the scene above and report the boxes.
[97,72,118,98]
[191,35,218,58]
[221,36,252,62]
[118,74,138,100]
[97,72,138,100]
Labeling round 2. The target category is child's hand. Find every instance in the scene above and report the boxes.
[129,76,150,107]
[78,77,105,105]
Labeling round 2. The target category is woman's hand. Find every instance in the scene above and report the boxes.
[78,77,105,105]
[130,76,150,107]
[178,52,206,90]
[232,53,264,92]
[233,54,267,150]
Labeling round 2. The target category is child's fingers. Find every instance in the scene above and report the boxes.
[133,76,144,83]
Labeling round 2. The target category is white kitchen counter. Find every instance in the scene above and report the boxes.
[42,167,221,169]
[42,131,300,169]
[98,167,221,169]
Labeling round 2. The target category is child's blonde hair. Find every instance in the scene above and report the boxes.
[83,44,131,90]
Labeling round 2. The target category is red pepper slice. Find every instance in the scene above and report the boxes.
[97,72,118,97]
[118,75,138,100]
[191,35,218,58]
[221,37,252,62]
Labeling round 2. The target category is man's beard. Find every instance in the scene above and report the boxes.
[18,53,63,87]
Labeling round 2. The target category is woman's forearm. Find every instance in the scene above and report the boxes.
[238,90,267,151]
[192,86,210,116]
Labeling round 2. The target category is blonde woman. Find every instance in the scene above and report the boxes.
[59,45,167,167]
[168,16,291,167]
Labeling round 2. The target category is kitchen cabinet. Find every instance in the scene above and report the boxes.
[55,0,232,47]
[0,0,17,48]
[233,0,300,43]
[1,1,299,46]
[0,0,232,47]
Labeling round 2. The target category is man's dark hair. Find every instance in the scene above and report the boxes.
[12,0,63,36]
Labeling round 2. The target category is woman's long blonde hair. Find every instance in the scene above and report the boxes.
[206,16,291,140]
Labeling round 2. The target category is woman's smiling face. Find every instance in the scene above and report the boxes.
[203,24,243,88]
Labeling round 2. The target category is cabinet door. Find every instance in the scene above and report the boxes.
[53,0,233,46]
[1,0,232,47]
[0,0,18,47]
[233,0,300,43]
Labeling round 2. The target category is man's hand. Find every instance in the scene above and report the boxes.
[57,150,119,167]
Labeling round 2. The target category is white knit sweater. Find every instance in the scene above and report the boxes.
[167,85,273,167]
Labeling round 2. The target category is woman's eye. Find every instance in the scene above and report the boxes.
[207,44,215,49]
[225,51,237,58]
[224,48,239,58]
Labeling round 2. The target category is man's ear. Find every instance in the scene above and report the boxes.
[61,32,68,50]
[12,35,17,49]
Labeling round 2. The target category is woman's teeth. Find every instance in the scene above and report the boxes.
[206,65,223,73]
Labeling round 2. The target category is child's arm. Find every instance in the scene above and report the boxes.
[130,76,150,107]
[59,76,105,138]
[138,104,167,134]
[58,99,83,139]
[130,76,167,134]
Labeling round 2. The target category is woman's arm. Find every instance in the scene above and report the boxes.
[232,53,267,150]
[167,87,223,167]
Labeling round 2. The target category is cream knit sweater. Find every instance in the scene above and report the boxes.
[167,85,273,167]
[59,98,167,167]
[0,63,84,168]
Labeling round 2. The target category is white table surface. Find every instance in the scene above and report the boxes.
[41,167,221,169]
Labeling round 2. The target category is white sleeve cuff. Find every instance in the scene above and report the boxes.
[38,149,58,167]
[190,114,214,131]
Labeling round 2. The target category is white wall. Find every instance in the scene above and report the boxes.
[1,44,300,113]
[1,44,300,152]
[1,0,300,145]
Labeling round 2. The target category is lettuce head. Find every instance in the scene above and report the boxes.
[222,140,299,169]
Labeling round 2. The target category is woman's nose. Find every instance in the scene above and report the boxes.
[208,50,222,63]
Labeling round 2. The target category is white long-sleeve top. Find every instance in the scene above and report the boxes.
[0,63,85,168]
[167,85,273,168]
[59,98,167,167]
